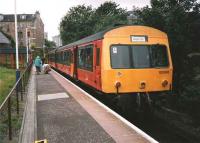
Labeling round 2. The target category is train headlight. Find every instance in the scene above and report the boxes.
[115,81,121,88]
[162,80,168,87]
[140,81,146,89]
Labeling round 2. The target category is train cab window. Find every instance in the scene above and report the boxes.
[78,45,93,71]
[110,45,169,69]
[110,46,131,68]
[132,45,150,68]
[150,45,169,67]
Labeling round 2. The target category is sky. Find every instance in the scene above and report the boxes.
[0,0,150,40]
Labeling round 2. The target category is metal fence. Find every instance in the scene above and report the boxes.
[0,62,32,142]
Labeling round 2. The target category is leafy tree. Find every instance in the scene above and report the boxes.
[44,39,56,48]
[136,0,200,93]
[93,1,128,32]
[59,2,129,44]
[60,5,94,45]
[135,0,200,120]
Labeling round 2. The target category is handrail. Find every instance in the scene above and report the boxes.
[0,62,32,111]
[0,61,33,141]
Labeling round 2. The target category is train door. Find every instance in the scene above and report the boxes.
[69,49,74,76]
[94,44,101,90]
[73,47,78,79]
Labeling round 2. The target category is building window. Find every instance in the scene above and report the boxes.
[0,15,3,21]
[21,15,26,20]
[7,26,10,32]
[18,31,23,39]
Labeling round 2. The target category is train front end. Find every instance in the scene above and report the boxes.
[101,26,173,95]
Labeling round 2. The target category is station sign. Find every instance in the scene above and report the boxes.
[131,35,148,42]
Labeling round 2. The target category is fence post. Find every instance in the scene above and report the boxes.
[23,75,25,92]
[16,86,19,115]
[21,79,23,101]
[8,97,12,140]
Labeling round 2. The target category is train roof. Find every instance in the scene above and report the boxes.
[57,26,121,52]
[55,25,167,52]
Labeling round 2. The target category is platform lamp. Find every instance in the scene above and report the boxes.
[14,0,20,82]
[26,27,36,65]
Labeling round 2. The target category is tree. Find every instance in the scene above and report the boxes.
[60,5,94,45]
[136,0,200,93]
[93,1,128,32]
[135,0,200,119]
[59,2,129,45]
[44,39,56,48]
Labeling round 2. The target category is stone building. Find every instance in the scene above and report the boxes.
[0,11,44,49]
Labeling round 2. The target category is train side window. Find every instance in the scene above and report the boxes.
[57,53,60,63]
[85,46,93,71]
[62,52,65,63]
[66,51,71,66]
[96,48,100,66]
[78,45,93,71]
[71,51,74,63]
[78,48,85,69]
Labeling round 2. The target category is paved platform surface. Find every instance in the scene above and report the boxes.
[34,70,154,143]
[36,73,115,143]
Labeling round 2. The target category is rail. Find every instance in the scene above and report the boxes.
[0,62,32,142]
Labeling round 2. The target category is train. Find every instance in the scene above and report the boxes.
[48,25,173,108]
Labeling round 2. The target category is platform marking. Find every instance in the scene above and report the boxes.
[38,92,69,101]
[53,69,159,143]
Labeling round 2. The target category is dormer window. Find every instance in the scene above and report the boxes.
[21,15,26,20]
[0,15,4,21]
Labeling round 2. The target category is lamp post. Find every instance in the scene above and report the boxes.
[25,27,36,64]
[14,0,20,82]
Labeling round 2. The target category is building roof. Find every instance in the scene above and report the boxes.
[0,12,39,22]
[0,32,10,44]
[0,14,35,22]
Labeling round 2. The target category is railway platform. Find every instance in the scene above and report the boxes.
[20,68,158,143]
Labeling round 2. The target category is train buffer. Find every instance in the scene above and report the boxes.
[20,68,158,143]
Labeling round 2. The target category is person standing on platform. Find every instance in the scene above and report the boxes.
[35,56,42,74]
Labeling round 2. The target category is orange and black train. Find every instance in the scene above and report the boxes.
[48,25,173,98]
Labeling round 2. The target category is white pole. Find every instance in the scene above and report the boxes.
[26,28,29,63]
[14,0,19,70]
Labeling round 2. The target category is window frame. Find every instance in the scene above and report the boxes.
[110,44,169,69]
[77,44,94,71]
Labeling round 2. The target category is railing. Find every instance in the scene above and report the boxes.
[0,62,32,142]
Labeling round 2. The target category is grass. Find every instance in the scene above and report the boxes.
[0,66,16,104]
[0,66,25,143]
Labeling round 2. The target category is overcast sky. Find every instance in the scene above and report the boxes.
[0,0,150,40]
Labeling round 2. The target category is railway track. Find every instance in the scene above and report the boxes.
[57,69,200,143]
